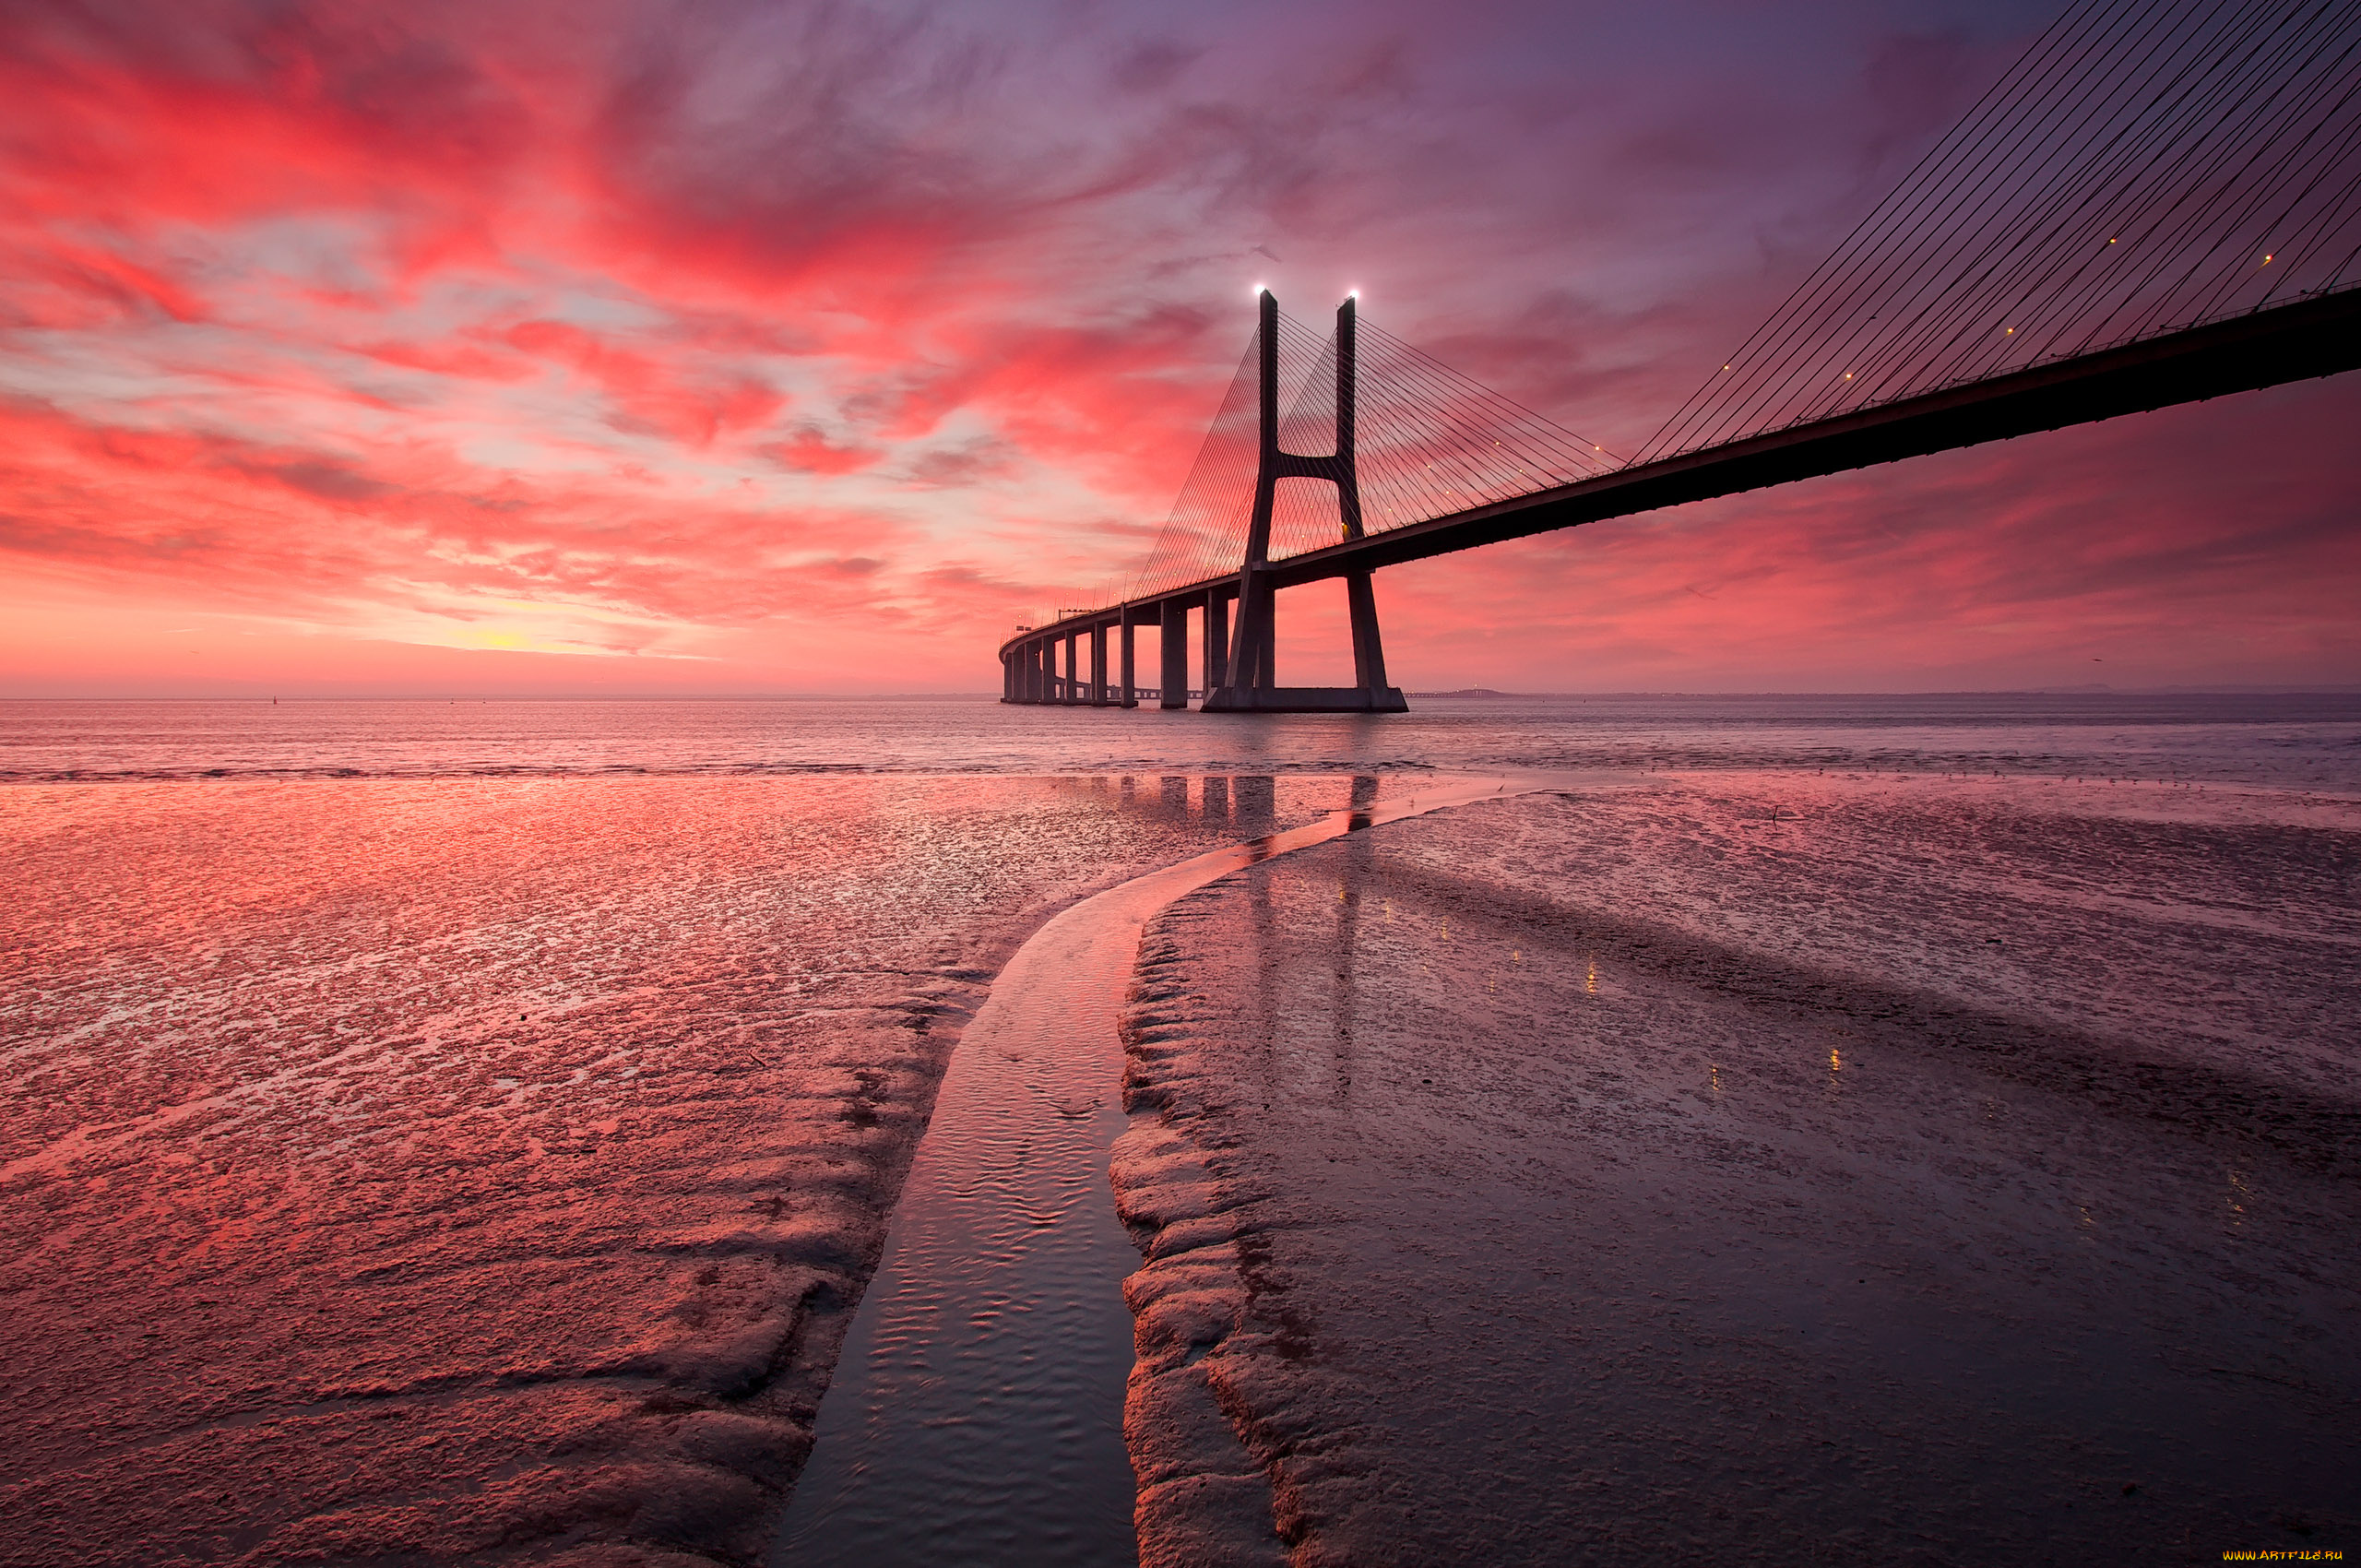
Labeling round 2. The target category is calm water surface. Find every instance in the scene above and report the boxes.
[5,692,2359,787]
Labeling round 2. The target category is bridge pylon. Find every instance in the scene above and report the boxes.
[1202,291,1407,714]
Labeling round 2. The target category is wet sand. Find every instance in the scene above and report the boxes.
[1115,773,2361,1565]
[773,774,1558,1568]
[0,772,1357,1567]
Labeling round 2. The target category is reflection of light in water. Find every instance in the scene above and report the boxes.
[1512,948,1521,963]
[2227,1168,2248,1228]
[1442,920,1450,943]
[1586,957,1596,995]
[1830,1048,1841,1073]
[1709,1063,1721,1097]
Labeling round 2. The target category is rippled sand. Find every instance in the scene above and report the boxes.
[0,772,1351,1566]
[1115,773,2361,1566]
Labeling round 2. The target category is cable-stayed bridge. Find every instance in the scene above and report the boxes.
[1001,0,2361,711]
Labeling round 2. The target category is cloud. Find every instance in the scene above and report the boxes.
[0,0,2350,693]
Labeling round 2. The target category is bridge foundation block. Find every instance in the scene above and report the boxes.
[1201,684,1406,713]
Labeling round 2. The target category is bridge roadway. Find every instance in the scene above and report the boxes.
[1000,286,2361,707]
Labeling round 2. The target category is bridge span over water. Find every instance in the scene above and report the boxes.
[1000,0,2361,713]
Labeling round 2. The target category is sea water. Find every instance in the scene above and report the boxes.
[6,691,2360,787]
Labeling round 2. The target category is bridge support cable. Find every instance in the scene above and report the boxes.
[1124,302,1621,607]
[1638,0,2361,464]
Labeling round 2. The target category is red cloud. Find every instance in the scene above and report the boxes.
[0,0,2353,693]
[503,318,786,446]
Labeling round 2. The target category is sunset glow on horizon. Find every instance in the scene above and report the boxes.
[5,0,2356,698]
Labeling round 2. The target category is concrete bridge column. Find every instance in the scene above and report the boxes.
[1204,291,1403,715]
[1346,571,1391,692]
[1029,638,1047,703]
[1247,578,1275,689]
[1089,624,1109,706]
[1159,600,1189,709]
[1119,612,1138,708]
[1203,590,1229,695]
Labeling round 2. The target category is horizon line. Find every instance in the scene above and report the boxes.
[6,685,2361,703]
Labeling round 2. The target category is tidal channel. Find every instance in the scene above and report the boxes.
[769,772,1563,1567]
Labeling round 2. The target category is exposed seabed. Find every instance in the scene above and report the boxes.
[1116,772,2361,1566]
[771,774,1597,1565]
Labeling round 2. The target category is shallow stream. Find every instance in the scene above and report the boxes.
[770,773,1576,1566]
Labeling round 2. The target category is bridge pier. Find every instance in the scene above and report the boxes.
[1203,589,1229,695]
[1089,624,1109,706]
[1159,600,1189,708]
[1204,291,1407,715]
[1346,570,1391,693]
[1118,612,1138,708]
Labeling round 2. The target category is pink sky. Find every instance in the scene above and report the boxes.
[3,0,2355,696]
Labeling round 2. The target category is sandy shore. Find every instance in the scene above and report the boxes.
[1114,773,2361,1565]
[0,772,1362,1568]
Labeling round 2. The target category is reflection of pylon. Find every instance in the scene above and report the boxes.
[1204,291,1406,714]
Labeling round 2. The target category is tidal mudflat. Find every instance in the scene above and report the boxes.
[1116,773,2360,1566]
[6,695,2356,1566]
[0,770,1365,1566]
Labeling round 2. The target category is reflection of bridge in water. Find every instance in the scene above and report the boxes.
[1001,0,2361,713]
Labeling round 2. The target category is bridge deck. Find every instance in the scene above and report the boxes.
[1002,287,2361,660]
